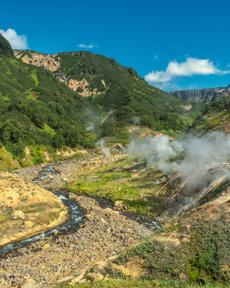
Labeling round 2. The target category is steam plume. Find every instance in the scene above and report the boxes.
[97,138,111,157]
[128,131,230,213]
[127,131,230,182]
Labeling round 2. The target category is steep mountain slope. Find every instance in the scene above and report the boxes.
[15,50,195,138]
[0,36,93,166]
[172,85,230,104]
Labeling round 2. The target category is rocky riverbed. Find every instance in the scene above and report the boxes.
[0,158,153,287]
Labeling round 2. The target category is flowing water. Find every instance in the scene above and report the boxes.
[0,165,84,255]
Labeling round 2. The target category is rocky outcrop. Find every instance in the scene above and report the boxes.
[67,78,102,97]
[14,51,60,72]
[14,50,106,97]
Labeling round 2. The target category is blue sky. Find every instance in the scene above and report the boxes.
[1,0,230,91]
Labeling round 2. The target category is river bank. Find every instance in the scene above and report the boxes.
[0,172,68,250]
[0,157,153,287]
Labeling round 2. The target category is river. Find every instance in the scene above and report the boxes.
[0,165,84,255]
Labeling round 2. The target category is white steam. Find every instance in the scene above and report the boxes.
[97,138,111,157]
[127,131,230,182]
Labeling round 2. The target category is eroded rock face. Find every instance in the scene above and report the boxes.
[67,78,102,97]
[14,50,105,97]
[14,51,60,72]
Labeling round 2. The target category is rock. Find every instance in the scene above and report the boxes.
[114,200,127,211]
[11,210,25,220]
[112,143,124,153]
[100,218,107,224]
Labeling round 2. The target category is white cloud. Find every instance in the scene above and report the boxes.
[78,43,95,49]
[145,57,230,86]
[0,28,28,49]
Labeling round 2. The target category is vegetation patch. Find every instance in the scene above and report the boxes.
[57,279,227,288]
[68,156,170,215]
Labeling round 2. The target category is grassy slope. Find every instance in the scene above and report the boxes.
[0,34,13,56]
[68,155,172,215]
[0,38,198,167]
[58,51,195,137]
[193,96,230,133]
[0,41,97,166]
[109,200,230,285]
[58,279,226,288]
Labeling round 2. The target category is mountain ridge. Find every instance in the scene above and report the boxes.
[15,49,194,137]
[172,85,230,103]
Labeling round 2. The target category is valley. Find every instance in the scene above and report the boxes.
[0,31,229,288]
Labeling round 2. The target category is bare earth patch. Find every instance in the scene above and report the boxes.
[0,172,68,247]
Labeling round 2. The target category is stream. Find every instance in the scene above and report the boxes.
[0,165,84,255]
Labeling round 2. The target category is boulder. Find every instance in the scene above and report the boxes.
[11,210,25,220]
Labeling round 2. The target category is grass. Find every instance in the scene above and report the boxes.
[42,123,56,137]
[108,205,230,285]
[68,156,170,215]
[0,212,10,223]
[114,237,185,281]
[31,69,39,86]
[0,146,20,171]
[57,279,228,288]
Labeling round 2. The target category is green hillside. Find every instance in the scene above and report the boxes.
[57,51,194,136]
[0,35,197,167]
[193,95,230,133]
[16,50,196,139]
[0,38,93,166]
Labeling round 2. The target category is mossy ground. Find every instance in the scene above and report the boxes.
[68,155,171,215]
[58,279,228,288]
[0,146,20,171]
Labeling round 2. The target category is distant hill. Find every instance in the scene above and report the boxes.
[171,85,230,104]
[192,94,230,133]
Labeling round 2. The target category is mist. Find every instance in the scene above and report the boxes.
[97,138,111,157]
[127,131,230,182]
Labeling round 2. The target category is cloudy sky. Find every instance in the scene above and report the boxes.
[1,0,230,91]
